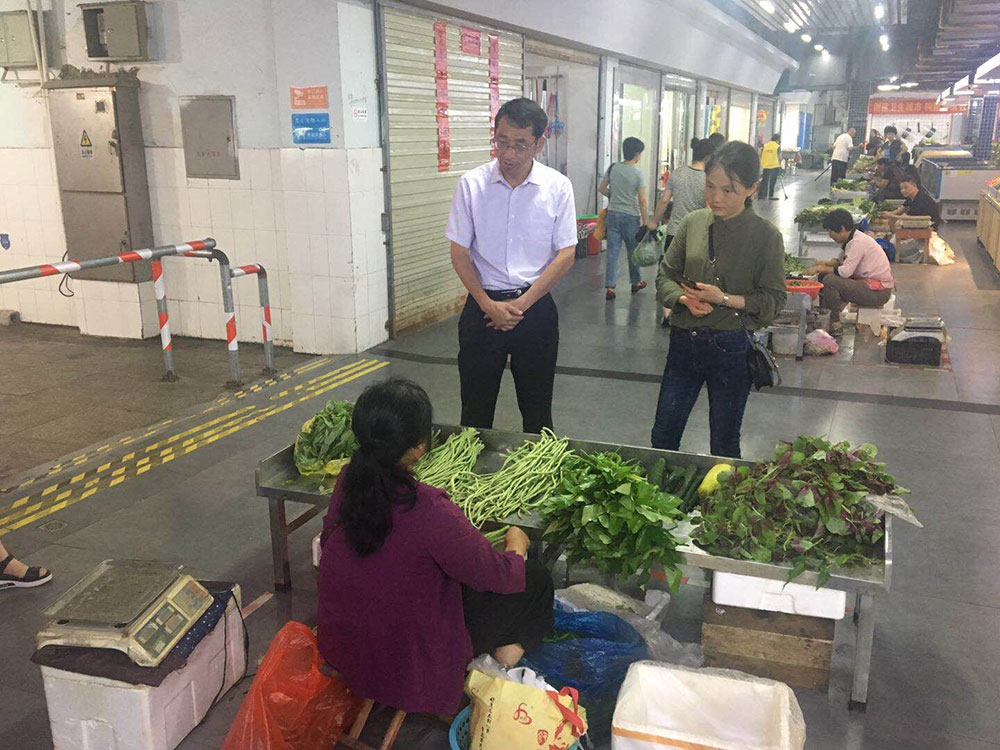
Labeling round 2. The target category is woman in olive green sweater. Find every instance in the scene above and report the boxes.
[652,142,786,458]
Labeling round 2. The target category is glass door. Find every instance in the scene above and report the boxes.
[756,96,776,149]
[703,86,729,138]
[728,89,753,143]
[657,73,697,195]
[612,64,661,195]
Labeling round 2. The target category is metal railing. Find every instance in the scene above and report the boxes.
[0,238,275,386]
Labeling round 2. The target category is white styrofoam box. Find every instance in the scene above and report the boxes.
[612,661,805,750]
[42,590,246,750]
[712,571,847,620]
[313,532,322,568]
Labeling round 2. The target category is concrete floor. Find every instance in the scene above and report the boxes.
[1,170,999,749]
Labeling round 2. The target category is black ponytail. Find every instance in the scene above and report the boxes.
[340,379,432,556]
[705,141,761,208]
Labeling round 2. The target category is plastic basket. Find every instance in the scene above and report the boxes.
[449,706,581,750]
[785,279,823,300]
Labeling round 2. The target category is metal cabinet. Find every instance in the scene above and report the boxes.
[80,1,149,62]
[0,10,38,68]
[46,77,153,283]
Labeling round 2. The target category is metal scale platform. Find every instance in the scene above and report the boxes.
[36,560,213,667]
[886,316,946,367]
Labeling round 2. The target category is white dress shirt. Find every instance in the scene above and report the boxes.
[832,132,854,162]
[446,159,578,290]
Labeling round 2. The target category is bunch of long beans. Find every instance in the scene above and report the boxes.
[414,428,484,488]
[449,430,574,528]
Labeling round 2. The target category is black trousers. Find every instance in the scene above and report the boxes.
[458,293,559,434]
[463,558,555,656]
[761,168,780,198]
[830,159,848,185]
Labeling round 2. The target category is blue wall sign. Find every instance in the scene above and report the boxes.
[0,234,10,250]
[291,112,331,145]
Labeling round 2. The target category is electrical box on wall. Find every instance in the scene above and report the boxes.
[0,10,40,68]
[180,96,240,180]
[80,1,148,62]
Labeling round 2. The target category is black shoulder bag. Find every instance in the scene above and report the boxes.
[708,224,781,391]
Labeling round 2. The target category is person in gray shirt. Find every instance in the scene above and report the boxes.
[598,137,649,300]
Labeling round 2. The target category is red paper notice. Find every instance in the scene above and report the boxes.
[290,86,329,110]
[461,27,481,55]
[435,21,450,172]
[489,34,500,160]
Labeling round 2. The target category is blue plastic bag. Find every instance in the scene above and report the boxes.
[521,610,647,743]
[876,237,896,262]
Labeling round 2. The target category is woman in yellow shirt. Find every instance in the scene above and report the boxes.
[759,133,781,200]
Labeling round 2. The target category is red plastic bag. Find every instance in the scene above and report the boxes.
[222,621,360,750]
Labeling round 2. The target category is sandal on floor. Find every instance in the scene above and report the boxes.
[606,288,616,300]
[0,554,52,590]
[631,281,648,294]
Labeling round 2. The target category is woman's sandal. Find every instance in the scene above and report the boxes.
[631,281,647,294]
[606,288,616,300]
[0,554,52,590]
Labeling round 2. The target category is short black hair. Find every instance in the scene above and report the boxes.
[876,157,893,166]
[691,137,716,162]
[899,175,919,186]
[883,125,898,136]
[771,133,781,142]
[708,132,727,146]
[622,137,645,161]
[822,208,854,232]
[495,98,547,139]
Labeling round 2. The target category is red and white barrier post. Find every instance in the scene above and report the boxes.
[229,264,276,375]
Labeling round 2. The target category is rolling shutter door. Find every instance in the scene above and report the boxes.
[380,5,523,335]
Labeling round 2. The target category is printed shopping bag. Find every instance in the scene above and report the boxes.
[466,669,587,750]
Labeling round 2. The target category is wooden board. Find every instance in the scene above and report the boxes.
[703,653,830,691]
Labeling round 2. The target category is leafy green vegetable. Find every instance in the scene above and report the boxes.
[833,178,868,191]
[414,428,484,488]
[539,452,687,590]
[293,400,358,479]
[695,436,912,586]
[784,253,809,275]
[849,155,876,175]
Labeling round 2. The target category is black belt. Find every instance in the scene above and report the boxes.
[484,288,530,301]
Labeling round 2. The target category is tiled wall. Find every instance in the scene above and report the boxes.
[146,146,388,354]
[0,148,75,327]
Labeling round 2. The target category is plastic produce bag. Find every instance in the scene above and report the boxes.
[630,228,664,267]
[612,661,806,750]
[222,622,360,750]
[522,610,647,743]
[805,329,839,355]
[928,231,955,266]
[556,585,702,668]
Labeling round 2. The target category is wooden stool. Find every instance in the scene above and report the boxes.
[337,698,407,750]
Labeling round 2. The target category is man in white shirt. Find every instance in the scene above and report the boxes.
[830,127,856,186]
[446,98,578,433]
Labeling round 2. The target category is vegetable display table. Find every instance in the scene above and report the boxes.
[764,291,812,361]
[255,426,892,708]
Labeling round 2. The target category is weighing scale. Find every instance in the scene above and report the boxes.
[36,560,214,667]
[886,316,946,366]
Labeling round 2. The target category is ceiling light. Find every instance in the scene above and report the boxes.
[976,51,1000,82]
[901,82,919,88]
[889,75,898,82]
[821,49,831,60]
[801,33,812,42]
[759,0,776,13]
[783,20,799,33]
[953,75,971,93]
[877,84,900,91]
[795,2,811,17]
[874,4,885,19]
[879,34,889,46]
[814,43,824,51]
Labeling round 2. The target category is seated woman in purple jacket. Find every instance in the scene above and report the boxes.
[317,379,554,717]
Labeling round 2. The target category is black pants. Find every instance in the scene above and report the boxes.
[458,293,559,434]
[761,168,780,198]
[830,159,848,185]
[463,558,555,656]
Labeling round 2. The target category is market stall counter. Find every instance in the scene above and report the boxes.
[255,425,893,709]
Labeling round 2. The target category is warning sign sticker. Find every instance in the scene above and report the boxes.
[80,130,94,159]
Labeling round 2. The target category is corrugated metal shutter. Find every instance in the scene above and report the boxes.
[380,5,523,335]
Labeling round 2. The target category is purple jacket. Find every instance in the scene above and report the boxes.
[317,474,525,714]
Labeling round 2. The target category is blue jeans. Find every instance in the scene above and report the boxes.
[604,211,642,288]
[651,328,751,459]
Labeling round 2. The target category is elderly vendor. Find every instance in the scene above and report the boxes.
[805,209,894,335]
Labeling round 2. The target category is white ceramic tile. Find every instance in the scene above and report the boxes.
[330,317,358,353]
[247,149,273,190]
[312,276,333,318]
[284,191,310,233]
[329,276,356,319]
[286,233,310,274]
[309,234,329,277]
[194,263,220,301]
[187,177,209,190]
[31,149,55,187]
[326,235,353,279]
[347,150,371,194]
[354,276,369,320]
[3,186,24,224]
[251,190,276,230]
[167,149,188,188]
[188,188,213,226]
[368,270,389,312]
[25,221,44,257]
[11,150,34,185]
[325,192,351,237]
[178,300,200,336]
[304,150,325,193]
[275,231,289,271]
[230,189,254,230]
[200,301,225,339]
[323,149,349,194]
[172,188,191,226]
[209,188,233,229]
[369,231,387,272]
[292,313,316,353]
[234,228,257,263]
[307,192,327,235]
[273,190,287,231]
[42,220,66,258]
[210,228,235,258]
[280,149,306,192]
[254,229,278,270]
[289,273,314,313]
[314,315,336,353]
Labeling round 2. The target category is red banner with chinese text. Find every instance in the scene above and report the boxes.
[868,98,968,115]
[434,21,450,172]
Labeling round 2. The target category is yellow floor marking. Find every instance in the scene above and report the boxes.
[71,473,86,484]
[137,465,151,475]
[42,485,59,497]
[137,457,150,466]
[109,476,125,487]
[122,452,135,461]
[12,497,28,509]
[56,490,71,502]
[98,463,111,473]
[161,454,176,464]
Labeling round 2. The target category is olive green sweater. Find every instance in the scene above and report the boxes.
[655,206,787,330]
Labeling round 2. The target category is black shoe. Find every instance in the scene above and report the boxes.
[769,196,779,200]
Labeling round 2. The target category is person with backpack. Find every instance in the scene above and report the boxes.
[598,137,649,300]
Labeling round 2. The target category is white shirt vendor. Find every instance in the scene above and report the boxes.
[447,97,577,435]
[446,160,577,290]
[832,131,854,163]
